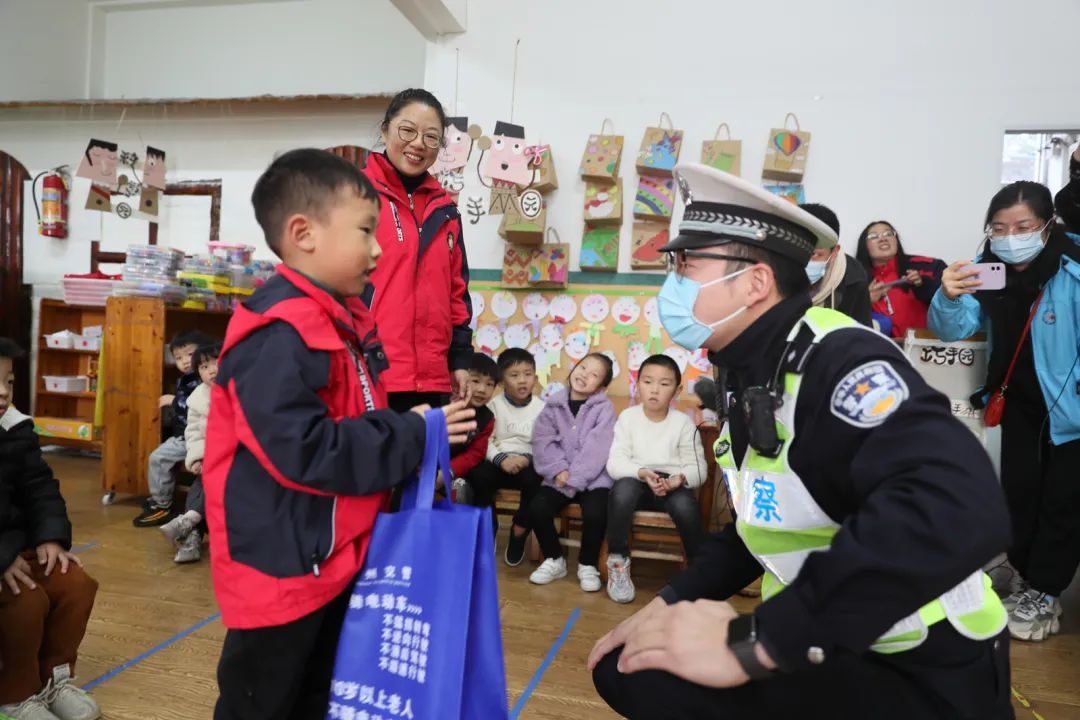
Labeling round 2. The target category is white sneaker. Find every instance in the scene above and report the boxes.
[606,555,635,603]
[174,530,202,564]
[45,666,100,720]
[986,556,1025,598]
[0,687,61,720]
[1008,592,1063,642]
[529,557,567,585]
[578,564,602,593]
[160,514,196,544]
[1002,586,1035,613]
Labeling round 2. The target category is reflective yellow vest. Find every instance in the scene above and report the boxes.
[715,307,1006,653]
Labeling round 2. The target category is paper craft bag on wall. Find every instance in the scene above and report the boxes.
[520,145,558,195]
[631,221,669,270]
[527,230,569,288]
[498,190,547,245]
[700,123,742,176]
[633,175,675,220]
[583,179,623,226]
[502,244,537,288]
[580,226,620,272]
[579,119,624,181]
[763,184,806,205]
[762,113,811,183]
[636,113,683,177]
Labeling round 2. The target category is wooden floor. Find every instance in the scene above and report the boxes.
[45,452,1080,719]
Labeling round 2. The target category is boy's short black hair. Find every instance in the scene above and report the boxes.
[193,341,223,368]
[169,330,215,353]
[251,148,381,258]
[579,352,614,388]
[0,337,25,361]
[470,352,499,383]
[640,353,682,386]
[799,203,840,237]
[497,347,535,374]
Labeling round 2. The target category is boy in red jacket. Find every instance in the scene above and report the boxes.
[204,149,474,720]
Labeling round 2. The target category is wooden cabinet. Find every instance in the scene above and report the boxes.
[100,296,230,500]
[34,299,106,451]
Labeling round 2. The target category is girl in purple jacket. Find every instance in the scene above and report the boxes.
[528,353,617,591]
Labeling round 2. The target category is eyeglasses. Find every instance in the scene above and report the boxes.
[666,249,753,273]
[866,230,897,242]
[985,218,1049,238]
[396,124,443,150]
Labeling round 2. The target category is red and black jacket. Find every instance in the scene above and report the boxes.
[203,265,426,629]
[449,405,494,478]
[363,153,473,394]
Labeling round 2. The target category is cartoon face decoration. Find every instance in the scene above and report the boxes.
[539,324,564,352]
[522,293,549,322]
[475,324,502,356]
[504,324,531,349]
[143,146,166,190]
[518,189,543,219]
[479,121,533,186]
[663,346,691,374]
[627,341,649,372]
[528,342,544,362]
[431,118,476,175]
[470,291,486,324]
[689,348,711,372]
[581,294,610,324]
[548,295,578,324]
[490,290,518,320]
[564,331,590,361]
[643,296,661,325]
[541,381,566,402]
[76,139,119,187]
[601,350,621,380]
[611,296,641,326]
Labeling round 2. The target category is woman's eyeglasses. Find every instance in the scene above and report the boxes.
[396,125,443,150]
[866,230,897,242]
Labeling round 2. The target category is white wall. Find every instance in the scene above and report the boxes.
[102,0,426,98]
[0,0,90,101]
[423,0,1080,274]
[7,105,388,298]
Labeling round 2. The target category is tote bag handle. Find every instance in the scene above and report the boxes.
[401,408,454,512]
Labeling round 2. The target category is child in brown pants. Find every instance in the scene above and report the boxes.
[0,338,100,720]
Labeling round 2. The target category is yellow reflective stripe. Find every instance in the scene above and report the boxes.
[736,520,835,556]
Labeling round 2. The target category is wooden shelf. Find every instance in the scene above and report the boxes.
[40,347,100,355]
[39,390,96,399]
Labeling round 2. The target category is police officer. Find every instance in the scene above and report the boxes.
[588,164,1013,719]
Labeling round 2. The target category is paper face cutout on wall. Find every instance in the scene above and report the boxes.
[490,291,518,321]
[643,297,660,326]
[479,121,534,187]
[581,294,611,324]
[76,139,119,188]
[431,118,483,175]
[541,381,566,402]
[548,295,578,324]
[504,324,532,349]
[663,346,691,373]
[539,323,565,352]
[143,146,167,190]
[564,331,590,361]
[689,348,712,372]
[627,341,649,372]
[523,293,549,336]
[475,324,503,356]
[611,297,641,327]
[469,291,486,330]
[601,350,621,380]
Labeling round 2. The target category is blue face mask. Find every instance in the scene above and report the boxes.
[657,266,751,350]
[989,223,1048,265]
[805,259,828,284]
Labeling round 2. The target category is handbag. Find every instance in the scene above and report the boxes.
[327,409,509,720]
[983,291,1043,428]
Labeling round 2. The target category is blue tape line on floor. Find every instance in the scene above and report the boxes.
[83,612,221,691]
[510,607,582,719]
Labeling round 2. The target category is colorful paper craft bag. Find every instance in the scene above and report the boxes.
[502,244,537,288]
[634,176,676,220]
[635,113,683,177]
[580,226,620,272]
[700,123,742,176]
[631,221,670,270]
[579,120,624,181]
[527,230,569,288]
[583,179,623,226]
[762,113,811,183]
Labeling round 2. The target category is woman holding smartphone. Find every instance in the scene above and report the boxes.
[929,180,1080,644]
[855,221,946,338]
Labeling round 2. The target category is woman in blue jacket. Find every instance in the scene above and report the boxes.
[929,181,1080,644]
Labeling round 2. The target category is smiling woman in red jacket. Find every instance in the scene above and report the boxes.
[855,220,946,340]
[364,89,473,412]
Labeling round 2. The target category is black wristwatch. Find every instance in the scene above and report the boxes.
[727,614,777,681]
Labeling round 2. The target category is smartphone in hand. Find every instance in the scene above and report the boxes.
[962,263,1006,291]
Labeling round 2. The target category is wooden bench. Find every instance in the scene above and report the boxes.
[493,423,720,579]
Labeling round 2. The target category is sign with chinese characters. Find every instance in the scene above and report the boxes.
[918,345,976,367]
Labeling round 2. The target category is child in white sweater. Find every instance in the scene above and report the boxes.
[604,354,704,603]
[159,342,219,564]
[463,348,544,567]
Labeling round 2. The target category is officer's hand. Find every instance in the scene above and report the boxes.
[941,260,982,300]
[617,600,775,688]
[159,394,175,408]
[587,596,667,670]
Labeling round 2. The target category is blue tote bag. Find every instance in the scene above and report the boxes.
[327,409,509,720]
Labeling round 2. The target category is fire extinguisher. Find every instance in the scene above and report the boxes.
[33,166,70,239]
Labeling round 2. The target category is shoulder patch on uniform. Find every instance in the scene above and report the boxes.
[829,361,909,429]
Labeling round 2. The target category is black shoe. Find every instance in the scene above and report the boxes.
[505,528,528,567]
[133,503,175,527]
